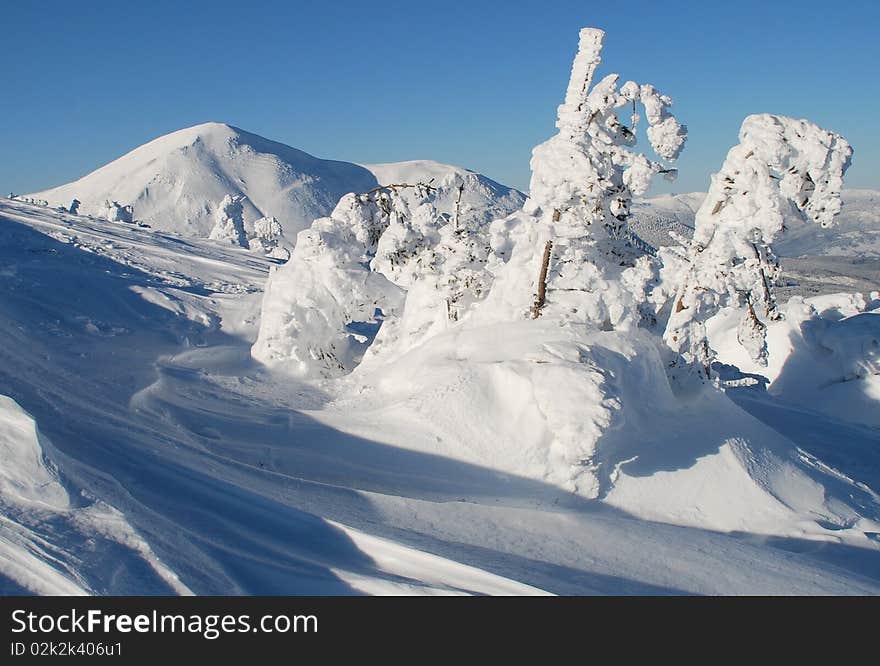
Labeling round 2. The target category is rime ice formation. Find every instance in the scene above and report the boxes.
[208,194,249,248]
[482,27,686,329]
[99,199,133,223]
[664,114,853,371]
[252,191,404,377]
[253,175,503,377]
[249,215,290,259]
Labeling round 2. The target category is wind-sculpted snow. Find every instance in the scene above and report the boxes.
[0,394,190,595]
[5,24,880,596]
[344,315,880,538]
[2,198,880,594]
[709,292,880,428]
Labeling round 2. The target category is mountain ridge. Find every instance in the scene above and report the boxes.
[30,122,525,239]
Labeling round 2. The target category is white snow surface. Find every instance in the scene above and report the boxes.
[28,123,524,240]
[2,197,880,595]
[709,293,880,427]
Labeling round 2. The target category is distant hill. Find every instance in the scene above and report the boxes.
[30,123,525,238]
[629,189,880,258]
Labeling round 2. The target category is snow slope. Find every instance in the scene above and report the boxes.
[709,293,880,428]
[2,197,880,595]
[28,123,524,240]
[776,190,880,257]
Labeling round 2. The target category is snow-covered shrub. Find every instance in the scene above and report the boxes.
[252,192,405,377]
[69,199,81,215]
[664,114,853,374]
[248,216,290,259]
[253,175,505,376]
[209,195,248,247]
[434,195,495,322]
[99,199,134,223]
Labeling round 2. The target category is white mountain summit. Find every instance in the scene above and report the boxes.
[30,122,525,239]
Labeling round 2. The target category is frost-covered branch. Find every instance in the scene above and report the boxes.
[358,181,437,198]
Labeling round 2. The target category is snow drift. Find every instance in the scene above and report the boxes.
[0,394,188,595]
[710,292,880,427]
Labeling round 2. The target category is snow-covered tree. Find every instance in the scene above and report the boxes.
[99,199,133,223]
[68,199,81,215]
[528,27,685,320]
[369,182,442,287]
[249,216,290,259]
[251,192,404,377]
[252,175,506,376]
[209,195,248,247]
[432,177,494,322]
[366,175,497,324]
[664,114,853,374]
[482,27,685,328]
[251,215,282,245]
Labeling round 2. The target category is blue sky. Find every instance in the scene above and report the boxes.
[3,0,878,195]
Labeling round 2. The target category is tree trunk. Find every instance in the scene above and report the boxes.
[751,242,779,320]
[453,183,464,231]
[531,240,553,319]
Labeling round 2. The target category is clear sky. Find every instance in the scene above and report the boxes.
[3,0,878,195]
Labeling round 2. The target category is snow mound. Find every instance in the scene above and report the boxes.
[710,292,880,427]
[350,321,665,497]
[29,124,524,242]
[343,319,880,540]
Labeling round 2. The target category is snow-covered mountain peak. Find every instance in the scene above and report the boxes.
[29,122,380,237]
[28,125,525,242]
